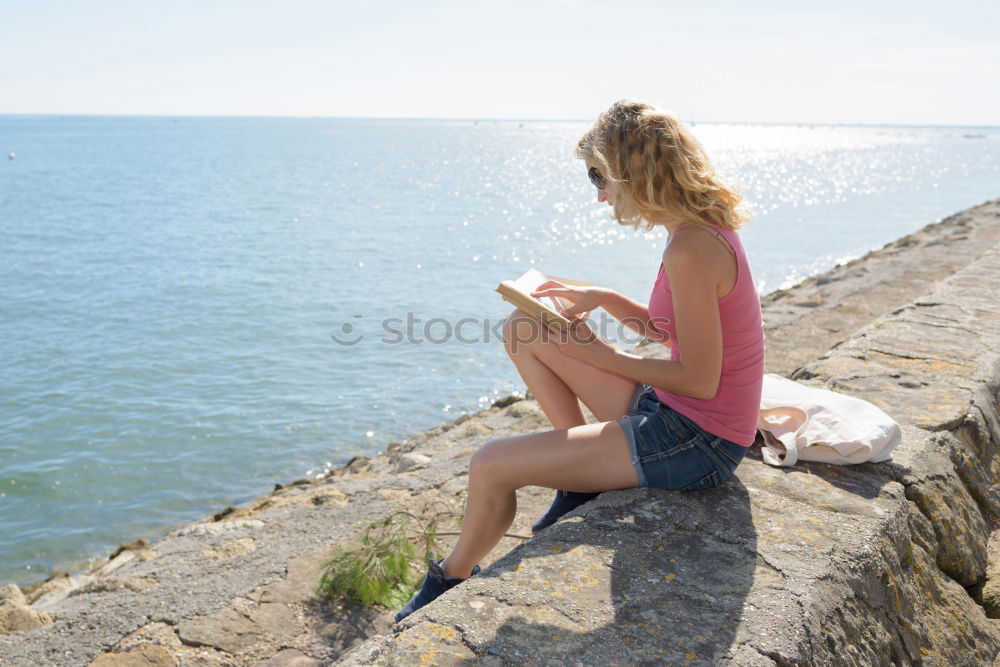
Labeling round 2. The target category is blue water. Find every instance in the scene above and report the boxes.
[1,116,997,586]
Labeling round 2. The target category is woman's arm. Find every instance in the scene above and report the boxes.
[530,283,668,343]
[605,243,722,398]
[550,235,726,400]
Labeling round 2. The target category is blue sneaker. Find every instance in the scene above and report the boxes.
[531,490,600,534]
[393,556,480,624]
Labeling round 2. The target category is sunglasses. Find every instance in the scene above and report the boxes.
[588,166,607,190]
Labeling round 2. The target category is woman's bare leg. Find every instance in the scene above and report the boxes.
[440,420,638,579]
[502,309,637,428]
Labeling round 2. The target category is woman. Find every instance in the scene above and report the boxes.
[394,99,765,623]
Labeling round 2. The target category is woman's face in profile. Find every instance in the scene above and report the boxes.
[587,161,637,221]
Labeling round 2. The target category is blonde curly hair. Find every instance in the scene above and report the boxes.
[576,99,750,231]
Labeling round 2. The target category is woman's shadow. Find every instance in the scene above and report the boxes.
[450,475,758,664]
[428,441,907,664]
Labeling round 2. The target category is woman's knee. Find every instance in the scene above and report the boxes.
[469,440,517,490]
[502,309,550,356]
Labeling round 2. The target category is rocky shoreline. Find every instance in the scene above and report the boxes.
[3,199,1000,665]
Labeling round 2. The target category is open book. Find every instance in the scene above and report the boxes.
[495,268,594,330]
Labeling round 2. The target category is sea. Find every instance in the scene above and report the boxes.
[1,116,997,587]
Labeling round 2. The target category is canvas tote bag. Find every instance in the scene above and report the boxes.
[756,373,902,467]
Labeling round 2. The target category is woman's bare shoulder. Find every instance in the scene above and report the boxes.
[664,224,731,265]
[663,224,737,297]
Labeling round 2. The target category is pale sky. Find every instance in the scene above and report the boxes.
[2,0,998,125]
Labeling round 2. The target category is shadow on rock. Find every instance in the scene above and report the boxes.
[304,598,393,660]
[742,444,912,502]
[410,479,757,663]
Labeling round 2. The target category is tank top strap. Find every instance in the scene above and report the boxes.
[675,222,737,257]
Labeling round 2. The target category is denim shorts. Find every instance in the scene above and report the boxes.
[615,383,748,491]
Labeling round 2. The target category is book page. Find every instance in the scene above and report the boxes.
[500,269,593,321]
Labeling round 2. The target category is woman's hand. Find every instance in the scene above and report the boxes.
[545,318,621,368]
[531,281,611,320]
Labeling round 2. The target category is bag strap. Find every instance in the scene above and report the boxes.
[757,407,807,467]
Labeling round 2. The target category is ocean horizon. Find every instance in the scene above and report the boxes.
[5,113,1000,128]
[1,116,997,587]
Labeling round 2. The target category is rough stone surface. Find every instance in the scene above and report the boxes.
[0,600,53,634]
[88,644,175,666]
[255,648,322,666]
[1,199,998,665]
[21,571,75,605]
[31,574,95,612]
[0,584,25,605]
[396,453,432,472]
[981,531,1000,618]
[177,601,301,655]
[757,199,1000,376]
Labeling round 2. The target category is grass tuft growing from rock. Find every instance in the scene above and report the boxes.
[316,502,459,608]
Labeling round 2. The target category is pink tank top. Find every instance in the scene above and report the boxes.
[648,223,765,446]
